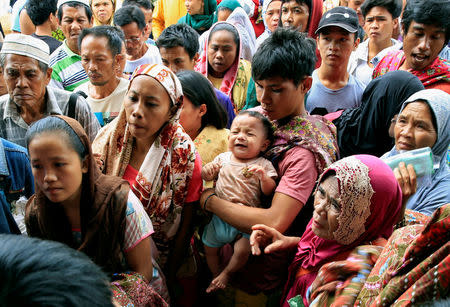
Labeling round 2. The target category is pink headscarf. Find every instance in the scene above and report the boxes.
[195,22,242,99]
[282,155,403,306]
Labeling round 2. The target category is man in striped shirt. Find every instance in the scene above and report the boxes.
[49,0,93,91]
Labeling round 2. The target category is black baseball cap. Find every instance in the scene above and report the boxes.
[315,6,359,34]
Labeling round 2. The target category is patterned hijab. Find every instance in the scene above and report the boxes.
[283,155,403,305]
[26,115,128,275]
[92,64,196,266]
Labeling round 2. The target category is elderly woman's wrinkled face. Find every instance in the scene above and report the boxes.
[3,54,51,110]
[312,176,341,240]
[124,75,173,146]
[91,0,114,24]
[207,29,238,77]
[281,0,309,32]
[402,21,446,71]
[265,1,281,33]
[394,101,437,152]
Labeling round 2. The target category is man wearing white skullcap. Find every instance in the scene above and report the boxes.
[48,0,93,91]
[0,34,100,147]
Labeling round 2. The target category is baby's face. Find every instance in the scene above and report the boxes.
[228,114,270,162]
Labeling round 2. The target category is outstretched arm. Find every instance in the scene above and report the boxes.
[201,190,304,234]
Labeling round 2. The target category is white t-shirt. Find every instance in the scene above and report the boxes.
[123,44,162,76]
[75,78,129,126]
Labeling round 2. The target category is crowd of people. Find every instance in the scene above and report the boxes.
[0,0,449,306]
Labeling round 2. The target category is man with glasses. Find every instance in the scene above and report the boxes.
[114,5,162,77]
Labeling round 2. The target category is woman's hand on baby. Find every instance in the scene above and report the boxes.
[250,224,289,256]
[201,162,220,181]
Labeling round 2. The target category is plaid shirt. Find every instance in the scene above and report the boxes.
[0,86,100,147]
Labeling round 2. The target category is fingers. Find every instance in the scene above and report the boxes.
[394,162,416,197]
[250,229,265,255]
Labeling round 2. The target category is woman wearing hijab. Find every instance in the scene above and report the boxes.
[250,154,403,307]
[325,70,425,158]
[24,115,167,306]
[92,64,203,300]
[255,0,281,49]
[195,22,252,112]
[382,89,450,216]
[178,0,217,35]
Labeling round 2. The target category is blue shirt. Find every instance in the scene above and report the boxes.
[0,138,34,234]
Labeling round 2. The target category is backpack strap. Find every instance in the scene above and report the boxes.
[67,90,88,119]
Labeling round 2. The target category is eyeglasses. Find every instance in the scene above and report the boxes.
[125,37,141,44]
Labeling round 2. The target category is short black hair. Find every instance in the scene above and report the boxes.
[57,1,92,21]
[122,0,153,10]
[0,234,114,307]
[113,5,146,30]
[252,28,316,86]
[361,0,402,19]
[237,110,274,144]
[402,0,450,44]
[156,24,199,60]
[27,0,58,26]
[176,70,227,130]
[78,25,125,57]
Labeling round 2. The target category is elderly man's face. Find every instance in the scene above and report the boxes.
[3,54,51,109]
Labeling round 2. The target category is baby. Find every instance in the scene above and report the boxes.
[201,111,278,293]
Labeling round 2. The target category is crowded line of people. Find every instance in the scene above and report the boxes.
[0,0,449,306]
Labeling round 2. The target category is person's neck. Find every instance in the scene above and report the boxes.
[317,65,350,90]
[128,44,148,61]
[208,65,226,78]
[61,188,82,229]
[135,136,155,155]
[88,77,121,99]
[368,37,392,62]
[18,98,47,125]
[35,22,54,37]
[66,40,80,55]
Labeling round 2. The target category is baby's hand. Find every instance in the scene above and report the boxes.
[244,165,266,179]
[202,162,221,181]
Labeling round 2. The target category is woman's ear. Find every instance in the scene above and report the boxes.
[199,104,207,117]
[81,157,89,174]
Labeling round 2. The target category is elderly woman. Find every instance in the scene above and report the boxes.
[250,155,403,307]
[91,0,115,26]
[382,89,450,216]
[255,0,281,49]
[92,64,203,294]
[178,0,217,35]
[196,22,252,112]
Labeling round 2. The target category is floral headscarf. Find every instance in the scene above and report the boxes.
[92,64,196,267]
[283,155,403,306]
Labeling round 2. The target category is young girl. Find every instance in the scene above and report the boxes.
[24,115,168,306]
[201,111,278,292]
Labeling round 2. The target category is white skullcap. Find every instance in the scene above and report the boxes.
[1,34,50,65]
[57,0,90,9]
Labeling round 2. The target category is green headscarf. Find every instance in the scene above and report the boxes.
[178,0,217,33]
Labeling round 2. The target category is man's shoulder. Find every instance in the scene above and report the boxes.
[49,44,68,66]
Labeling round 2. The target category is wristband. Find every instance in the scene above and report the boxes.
[202,192,216,211]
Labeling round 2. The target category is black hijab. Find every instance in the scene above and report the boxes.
[333,71,425,158]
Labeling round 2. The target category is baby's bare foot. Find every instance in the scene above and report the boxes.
[205,271,231,293]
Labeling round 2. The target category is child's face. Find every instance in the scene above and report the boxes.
[228,114,270,162]
[29,132,88,205]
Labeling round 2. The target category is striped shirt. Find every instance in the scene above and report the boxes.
[0,86,100,147]
[49,41,89,92]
